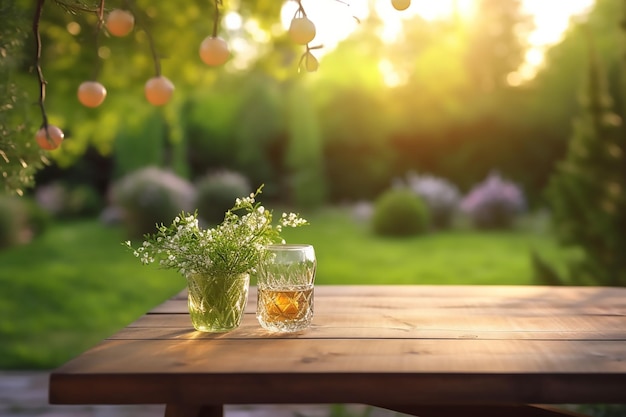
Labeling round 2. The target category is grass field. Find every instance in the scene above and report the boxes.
[283,208,572,285]
[0,207,576,369]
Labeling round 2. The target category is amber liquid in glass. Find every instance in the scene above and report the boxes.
[257,285,313,332]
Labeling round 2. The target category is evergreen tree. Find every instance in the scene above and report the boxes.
[545,31,626,286]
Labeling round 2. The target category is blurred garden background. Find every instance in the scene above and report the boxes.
[1,0,625,370]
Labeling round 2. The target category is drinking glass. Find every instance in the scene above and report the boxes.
[256,244,316,332]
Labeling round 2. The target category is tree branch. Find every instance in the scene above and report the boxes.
[33,0,48,128]
[53,0,100,15]
[124,0,161,76]
[91,0,105,80]
[212,0,221,38]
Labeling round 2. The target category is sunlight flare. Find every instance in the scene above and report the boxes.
[286,0,595,82]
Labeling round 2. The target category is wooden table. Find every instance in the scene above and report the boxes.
[49,285,626,417]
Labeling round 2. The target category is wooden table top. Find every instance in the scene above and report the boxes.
[49,285,626,409]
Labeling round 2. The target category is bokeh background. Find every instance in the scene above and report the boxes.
[1,0,625,380]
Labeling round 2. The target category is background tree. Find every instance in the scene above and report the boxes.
[1,0,612,212]
[1,0,288,193]
[311,10,395,202]
[544,24,626,286]
[464,0,533,91]
[231,73,285,187]
[285,78,326,208]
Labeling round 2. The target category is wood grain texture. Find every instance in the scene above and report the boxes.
[121,313,626,339]
[151,285,626,315]
[49,285,626,409]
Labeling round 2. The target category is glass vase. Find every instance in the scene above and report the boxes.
[185,272,250,332]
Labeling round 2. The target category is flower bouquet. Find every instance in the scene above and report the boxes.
[124,185,308,332]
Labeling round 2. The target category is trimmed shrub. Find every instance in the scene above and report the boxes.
[402,171,461,229]
[371,188,430,237]
[0,196,26,248]
[460,171,526,229]
[0,195,50,249]
[110,166,196,238]
[194,170,252,225]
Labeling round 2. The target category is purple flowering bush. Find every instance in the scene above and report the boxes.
[110,166,196,238]
[34,182,67,216]
[402,171,461,229]
[460,172,526,229]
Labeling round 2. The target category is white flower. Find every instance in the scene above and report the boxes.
[124,184,308,278]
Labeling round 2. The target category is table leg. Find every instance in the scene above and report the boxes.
[164,404,223,417]
[374,404,592,417]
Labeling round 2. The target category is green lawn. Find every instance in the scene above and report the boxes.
[283,208,571,285]
[0,207,575,369]
[0,220,183,369]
